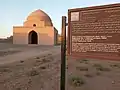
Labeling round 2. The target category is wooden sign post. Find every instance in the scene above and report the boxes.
[60,16,67,90]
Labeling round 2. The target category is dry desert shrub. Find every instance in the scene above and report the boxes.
[93,64,111,71]
[110,64,120,68]
[48,53,52,55]
[20,60,24,63]
[27,69,39,76]
[0,67,12,73]
[39,66,46,69]
[69,76,85,87]
[84,73,93,78]
[76,66,88,71]
[79,59,89,64]
[35,59,41,62]
[93,64,102,67]
[41,57,51,63]
[35,56,40,59]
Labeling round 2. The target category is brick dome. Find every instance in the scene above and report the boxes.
[26,9,53,26]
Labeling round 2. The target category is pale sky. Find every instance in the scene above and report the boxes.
[0,0,120,38]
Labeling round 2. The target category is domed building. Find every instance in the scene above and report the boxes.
[13,9,58,45]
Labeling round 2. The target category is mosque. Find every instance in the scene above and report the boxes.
[13,9,58,45]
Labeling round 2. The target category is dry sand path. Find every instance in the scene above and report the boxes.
[0,46,60,65]
[0,46,61,90]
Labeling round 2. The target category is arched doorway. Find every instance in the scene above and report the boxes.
[28,31,38,44]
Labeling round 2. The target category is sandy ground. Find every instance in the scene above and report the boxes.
[0,43,120,90]
[67,57,120,90]
[0,43,61,90]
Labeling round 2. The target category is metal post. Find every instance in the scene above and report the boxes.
[60,16,66,90]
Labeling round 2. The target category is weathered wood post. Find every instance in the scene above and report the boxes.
[60,16,67,90]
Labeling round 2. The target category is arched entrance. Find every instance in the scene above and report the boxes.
[28,31,38,44]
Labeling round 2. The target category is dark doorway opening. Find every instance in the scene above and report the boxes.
[28,31,38,44]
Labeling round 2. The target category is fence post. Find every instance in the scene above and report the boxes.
[60,16,67,90]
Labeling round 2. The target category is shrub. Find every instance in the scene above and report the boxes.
[20,60,24,63]
[35,57,40,59]
[79,59,88,64]
[76,66,88,71]
[27,69,39,76]
[93,64,111,71]
[70,76,85,87]
[40,66,46,69]
[110,64,120,68]
[84,73,93,78]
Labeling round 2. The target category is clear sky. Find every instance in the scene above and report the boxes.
[0,0,120,38]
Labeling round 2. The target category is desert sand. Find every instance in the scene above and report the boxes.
[0,43,120,90]
[67,57,120,90]
[0,43,61,90]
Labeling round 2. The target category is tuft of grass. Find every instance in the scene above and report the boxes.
[43,56,46,58]
[40,66,46,69]
[35,59,41,62]
[93,64,102,68]
[96,72,101,76]
[20,60,24,63]
[110,64,120,68]
[48,53,52,55]
[41,58,50,63]
[84,73,93,78]
[93,64,111,71]
[35,57,40,59]
[27,69,39,76]
[79,59,89,64]
[82,59,88,62]
[0,68,11,73]
[70,76,85,87]
[76,66,88,71]
[97,67,111,71]
[42,58,46,61]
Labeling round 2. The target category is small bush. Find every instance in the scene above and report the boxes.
[20,60,24,63]
[82,59,88,62]
[35,57,40,59]
[93,64,102,68]
[93,64,111,71]
[40,66,46,69]
[76,66,88,71]
[79,59,88,64]
[36,59,41,62]
[110,64,120,68]
[27,70,39,76]
[41,58,50,63]
[70,76,85,87]
[84,73,93,78]
[97,67,111,71]
[48,53,52,55]
[0,68,11,73]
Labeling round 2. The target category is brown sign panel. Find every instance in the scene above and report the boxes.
[68,3,120,60]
